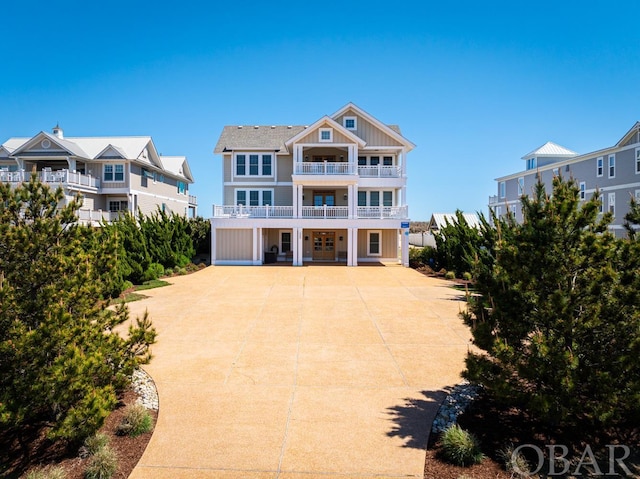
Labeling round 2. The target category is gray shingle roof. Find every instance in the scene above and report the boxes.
[214,126,307,154]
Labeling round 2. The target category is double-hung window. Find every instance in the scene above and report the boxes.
[579,182,586,200]
[235,153,274,177]
[357,191,367,206]
[517,177,524,196]
[370,156,380,166]
[367,231,382,256]
[236,189,273,206]
[358,156,367,166]
[636,148,640,174]
[499,181,506,199]
[596,157,603,177]
[370,191,380,207]
[608,192,615,216]
[104,164,124,182]
[383,191,393,207]
[383,156,393,166]
[177,181,186,194]
[608,155,615,178]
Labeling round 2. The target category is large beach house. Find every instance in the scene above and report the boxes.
[211,103,414,266]
[0,126,196,222]
[490,122,640,236]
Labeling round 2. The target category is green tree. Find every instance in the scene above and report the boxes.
[0,176,156,442]
[464,177,640,428]
[187,216,211,257]
[140,209,195,270]
[434,210,485,277]
[105,211,152,285]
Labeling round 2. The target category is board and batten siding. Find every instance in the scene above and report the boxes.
[357,229,398,259]
[216,229,253,261]
[294,128,355,145]
[334,113,403,147]
[277,155,293,181]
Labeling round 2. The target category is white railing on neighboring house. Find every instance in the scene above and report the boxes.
[188,195,198,205]
[212,204,409,219]
[357,165,402,178]
[0,169,100,189]
[488,195,499,204]
[77,209,120,223]
[294,162,356,175]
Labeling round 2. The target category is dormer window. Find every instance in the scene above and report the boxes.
[344,117,357,130]
[526,157,537,170]
[319,128,333,142]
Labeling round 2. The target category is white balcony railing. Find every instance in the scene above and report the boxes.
[212,205,408,219]
[488,195,499,204]
[0,169,100,189]
[294,162,356,175]
[188,195,197,205]
[357,205,408,219]
[301,206,349,218]
[357,165,402,178]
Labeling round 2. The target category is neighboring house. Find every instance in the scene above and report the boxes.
[0,126,197,223]
[489,122,640,235]
[211,103,415,266]
[428,213,481,233]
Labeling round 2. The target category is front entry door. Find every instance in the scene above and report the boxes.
[313,231,335,260]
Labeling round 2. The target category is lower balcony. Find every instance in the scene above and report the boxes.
[77,209,120,224]
[212,205,408,219]
[0,169,100,190]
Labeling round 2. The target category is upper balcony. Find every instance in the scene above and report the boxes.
[293,162,402,178]
[488,195,499,205]
[0,169,100,191]
[212,204,408,220]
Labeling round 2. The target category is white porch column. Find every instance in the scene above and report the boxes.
[348,228,358,266]
[293,227,303,266]
[210,222,216,265]
[252,228,258,264]
[297,184,303,217]
[258,228,265,265]
[293,184,298,218]
[347,184,354,219]
[401,228,409,267]
[66,156,76,172]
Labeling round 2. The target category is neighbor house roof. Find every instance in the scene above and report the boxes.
[429,213,481,231]
[521,141,578,159]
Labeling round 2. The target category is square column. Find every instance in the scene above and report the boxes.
[210,222,216,265]
[348,228,358,266]
[293,227,303,266]
[401,228,409,267]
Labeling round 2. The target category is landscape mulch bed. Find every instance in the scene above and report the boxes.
[0,389,155,479]
[425,390,640,478]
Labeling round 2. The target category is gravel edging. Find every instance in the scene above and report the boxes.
[431,381,480,435]
[132,368,159,411]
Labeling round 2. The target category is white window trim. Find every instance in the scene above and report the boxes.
[358,190,395,207]
[319,128,333,143]
[499,181,506,199]
[517,177,524,196]
[234,188,275,206]
[553,168,559,176]
[279,229,292,255]
[608,154,615,179]
[233,152,275,179]
[579,181,586,200]
[367,230,382,256]
[608,192,615,216]
[596,156,604,177]
[636,148,640,174]
[343,116,357,130]
[103,163,125,182]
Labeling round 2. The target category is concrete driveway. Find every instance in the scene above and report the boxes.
[126,265,472,479]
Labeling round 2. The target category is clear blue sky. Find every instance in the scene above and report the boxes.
[2,0,639,220]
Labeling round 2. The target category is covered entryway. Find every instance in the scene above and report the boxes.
[312,231,335,260]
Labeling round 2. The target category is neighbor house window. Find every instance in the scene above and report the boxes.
[367,230,382,256]
[103,164,124,182]
[344,117,357,130]
[636,148,640,174]
[249,190,259,206]
[499,181,506,198]
[319,128,333,142]
[383,191,393,207]
[596,156,603,177]
[608,154,615,178]
[608,192,615,216]
[108,200,127,212]
[236,191,246,206]
[383,156,393,166]
[177,181,186,194]
[553,168,559,176]
[517,177,524,196]
[370,191,380,207]
[358,191,367,206]
[262,190,272,206]
[370,156,380,166]
[579,182,586,200]
[526,158,537,170]
[358,156,367,166]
